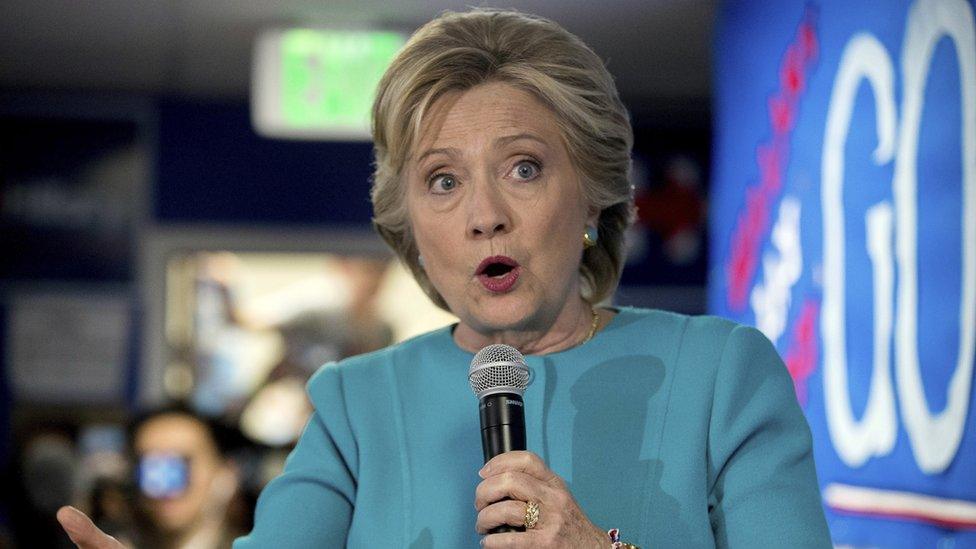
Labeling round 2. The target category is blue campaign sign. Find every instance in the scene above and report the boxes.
[709,0,975,546]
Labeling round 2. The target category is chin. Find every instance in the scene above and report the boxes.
[151,503,195,532]
[155,514,191,534]
[467,296,542,332]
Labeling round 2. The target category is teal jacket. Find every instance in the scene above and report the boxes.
[235,308,832,547]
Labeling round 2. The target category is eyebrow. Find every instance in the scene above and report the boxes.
[414,133,550,165]
[416,147,459,165]
[494,132,549,148]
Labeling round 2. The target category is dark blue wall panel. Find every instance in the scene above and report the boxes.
[156,100,375,226]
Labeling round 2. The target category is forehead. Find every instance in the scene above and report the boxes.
[415,81,564,153]
[135,414,217,457]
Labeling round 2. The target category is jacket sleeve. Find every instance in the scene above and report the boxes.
[706,325,832,548]
[233,365,357,548]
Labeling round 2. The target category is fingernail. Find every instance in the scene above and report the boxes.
[480,463,491,477]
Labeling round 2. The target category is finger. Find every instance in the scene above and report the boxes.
[480,451,559,485]
[56,506,125,549]
[476,499,532,534]
[474,470,548,511]
[482,531,533,548]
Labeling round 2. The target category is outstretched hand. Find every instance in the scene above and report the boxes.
[475,451,607,548]
[56,506,127,549]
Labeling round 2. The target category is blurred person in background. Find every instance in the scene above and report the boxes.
[86,476,136,546]
[59,9,830,548]
[128,407,245,549]
[11,427,78,548]
[65,407,247,549]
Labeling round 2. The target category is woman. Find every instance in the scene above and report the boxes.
[59,8,831,548]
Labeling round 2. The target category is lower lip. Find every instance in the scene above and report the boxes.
[477,266,521,293]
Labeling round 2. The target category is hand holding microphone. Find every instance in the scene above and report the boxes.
[469,344,607,547]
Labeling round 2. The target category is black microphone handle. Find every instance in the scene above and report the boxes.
[479,392,527,534]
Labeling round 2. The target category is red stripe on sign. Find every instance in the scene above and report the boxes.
[824,483,976,531]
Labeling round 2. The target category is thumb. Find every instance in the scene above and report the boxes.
[56,506,126,549]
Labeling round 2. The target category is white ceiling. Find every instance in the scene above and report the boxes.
[0,0,715,102]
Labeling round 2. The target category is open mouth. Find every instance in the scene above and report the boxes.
[483,262,515,277]
[476,256,519,277]
[475,256,521,293]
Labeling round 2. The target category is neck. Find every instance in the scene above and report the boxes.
[160,516,224,549]
[453,297,597,355]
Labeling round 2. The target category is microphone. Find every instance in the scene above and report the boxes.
[469,343,530,534]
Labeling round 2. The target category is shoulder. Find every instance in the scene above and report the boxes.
[608,308,786,398]
[609,307,746,356]
[613,306,738,332]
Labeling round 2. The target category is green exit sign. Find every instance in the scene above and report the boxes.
[252,29,405,140]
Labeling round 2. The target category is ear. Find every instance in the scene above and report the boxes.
[585,204,601,228]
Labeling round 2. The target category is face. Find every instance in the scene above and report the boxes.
[406,82,597,336]
[134,414,226,533]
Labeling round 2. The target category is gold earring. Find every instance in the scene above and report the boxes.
[583,227,598,249]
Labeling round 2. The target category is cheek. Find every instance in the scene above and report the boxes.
[412,217,446,264]
[412,217,465,291]
[410,195,464,260]
[527,205,588,287]
[539,206,584,258]
[407,194,443,246]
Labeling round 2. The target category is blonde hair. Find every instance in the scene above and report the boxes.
[371,8,635,310]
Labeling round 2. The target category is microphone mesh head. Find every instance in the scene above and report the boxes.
[469,344,530,398]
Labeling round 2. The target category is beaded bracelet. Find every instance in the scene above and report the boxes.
[607,528,640,549]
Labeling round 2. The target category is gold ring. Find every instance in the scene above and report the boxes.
[523,500,540,529]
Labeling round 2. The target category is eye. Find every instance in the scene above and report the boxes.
[428,173,458,194]
[511,159,541,181]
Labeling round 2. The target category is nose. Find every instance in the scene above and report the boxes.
[465,176,511,239]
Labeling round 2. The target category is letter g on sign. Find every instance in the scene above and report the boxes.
[821,0,976,474]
